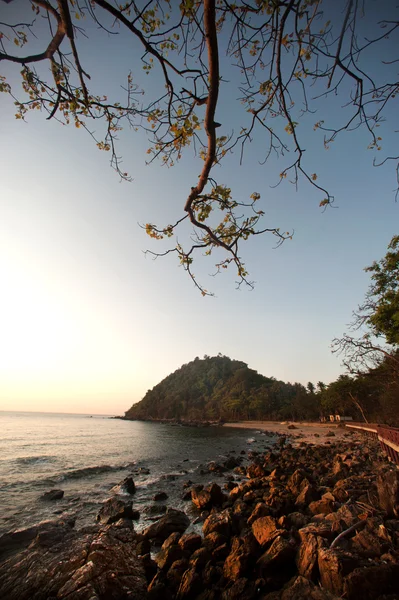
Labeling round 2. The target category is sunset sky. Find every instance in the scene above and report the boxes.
[0,1,398,415]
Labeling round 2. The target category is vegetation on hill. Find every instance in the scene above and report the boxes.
[126,235,399,426]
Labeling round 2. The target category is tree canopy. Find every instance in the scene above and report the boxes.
[1,0,398,292]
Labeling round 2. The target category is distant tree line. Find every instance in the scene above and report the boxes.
[125,237,399,426]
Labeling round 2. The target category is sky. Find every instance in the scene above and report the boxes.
[0,1,398,415]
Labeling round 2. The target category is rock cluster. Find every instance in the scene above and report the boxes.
[1,434,398,600]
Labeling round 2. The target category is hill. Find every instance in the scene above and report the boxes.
[124,355,318,422]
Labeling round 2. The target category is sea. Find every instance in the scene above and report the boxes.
[0,411,276,536]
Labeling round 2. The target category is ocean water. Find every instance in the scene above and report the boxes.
[0,411,275,535]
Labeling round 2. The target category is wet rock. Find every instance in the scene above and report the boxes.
[192,483,227,510]
[110,476,136,495]
[0,524,147,600]
[203,509,233,537]
[143,508,190,542]
[377,470,399,517]
[41,489,64,501]
[96,497,136,524]
[144,504,167,516]
[0,519,75,560]
[208,461,227,473]
[251,515,282,547]
[153,491,168,501]
[224,456,241,470]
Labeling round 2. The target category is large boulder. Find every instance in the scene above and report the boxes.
[191,483,227,510]
[40,489,64,501]
[143,509,190,542]
[110,476,136,495]
[203,509,233,538]
[223,533,258,582]
[251,515,282,547]
[257,535,296,575]
[97,497,136,524]
[0,522,147,600]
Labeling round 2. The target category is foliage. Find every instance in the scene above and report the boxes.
[124,354,314,422]
[1,0,398,293]
[332,235,399,376]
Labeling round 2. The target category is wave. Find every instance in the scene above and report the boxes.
[57,464,125,481]
[14,455,57,466]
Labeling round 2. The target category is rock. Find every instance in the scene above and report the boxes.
[224,456,241,470]
[288,424,297,430]
[325,431,336,437]
[343,564,399,600]
[223,534,258,581]
[296,530,327,579]
[41,489,64,501]
[0,524,147,600]
[287,512,309,529]
[140,553,158,583]
[246,463,266,478]
[110,476,136,495]
[153,491,168,501]
[203,509,233,537]
[155,542,184,571]
[317,547,360,596]
[287,469,307,496]
[203,531,229,551]
[247,502,273,526]
[189,547,211,570]
[0,519,75,560]
[178,532,202,554]
[295,484,319,507]
[308,493,337,516]
[221,577,256,600]
[251,515,282,547]
[192,483,227,510]
[208,461,227,473]
[258,535,296,573]
[143,509,190,542]
[278,575,340,599]
[96,497,136,524]
[144,504,167,515]
[176,567,202,599]
[377,470,399,517]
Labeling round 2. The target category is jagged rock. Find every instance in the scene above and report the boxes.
[257,535,296,575]
[192,483,227,510]
[317,547,360,596]
[110,476,136,495]
[155,542,184,570]
[166,558,190,590]
[40,489,64,501]
[203,531,228,551]
[308,493,337,516]
[0,523,147,600]
[0,519,75,560]
[251,515,282,547]
[143,509,190,541]
[178,532,202,554]
[287,512,309,529]
[270,575,341,599]
[343,564,399,600]
[377,470,399,517]
[247,463,266,478]
[203,509,233,537]
[148,571,173,600]
[247,502,273,526]
[177,567,202,599]
[223,533,258,581]
[296,529,328,579]
[295,484,319,507]
[221,577,256,600]
[140,553,158,583]
[96,497,136,524]
[287,469,307,496]
[189,546,211,570]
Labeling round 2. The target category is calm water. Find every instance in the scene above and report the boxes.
[0,411,275,534]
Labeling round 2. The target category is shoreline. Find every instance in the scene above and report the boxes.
[223,420,351,446]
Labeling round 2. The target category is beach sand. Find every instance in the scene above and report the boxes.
[223,420,354,446]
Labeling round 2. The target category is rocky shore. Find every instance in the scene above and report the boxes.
[1,430,398,600]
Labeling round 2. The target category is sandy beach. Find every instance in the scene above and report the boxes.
[223,420,354,446]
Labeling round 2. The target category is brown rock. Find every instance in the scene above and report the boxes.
[377,470,399,517]
[223,534,258,582]
[296,530,327,580]
[287,469,308,496]
[177,567,202,599]
[257,535,296,575]
[178,532,202,554]
[248,503,273,526]
[221,577,256,600]
[155,542,184,570]
[203,531,228,551]
[143,508,190,541]
[96,497,136,524]
[295,484,319,507]
[343,564,399,600]
[192,483,227,510]
[203,509,233,538]
[279,575,341,599]
[317,547,360,596]
[308,493,337,516]
[247,463,266,479]
[251,516,281,547]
